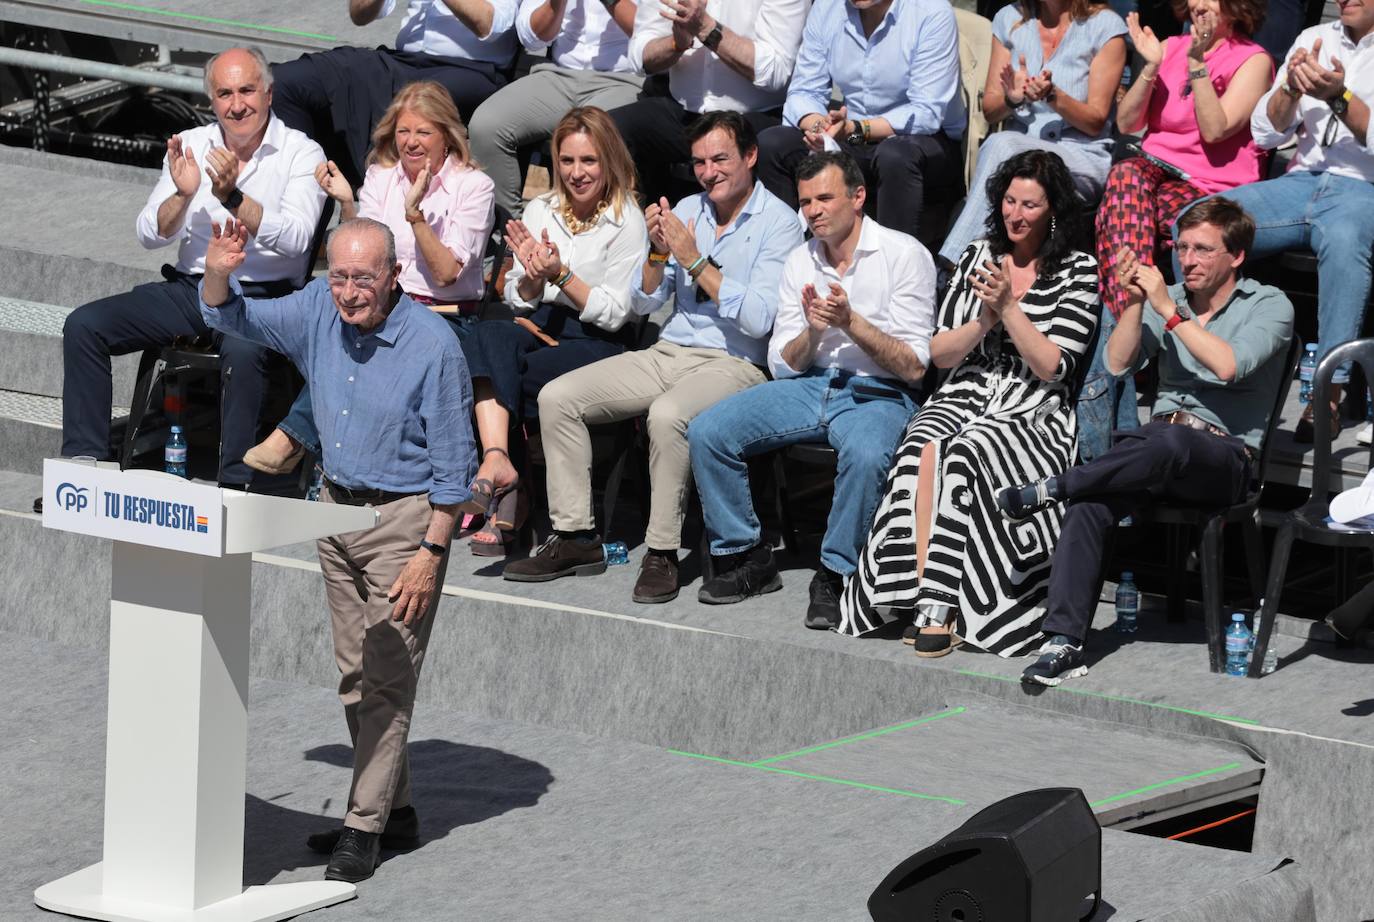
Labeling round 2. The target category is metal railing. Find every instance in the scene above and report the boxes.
[0,46,203,94]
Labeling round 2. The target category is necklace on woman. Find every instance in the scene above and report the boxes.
[560,199,608,235]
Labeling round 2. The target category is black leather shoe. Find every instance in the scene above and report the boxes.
[307,805,420,855]
[324,828,381,883]
[32,496,42,514]
[804,569,842,630]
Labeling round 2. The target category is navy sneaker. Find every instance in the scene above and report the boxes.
[699,545,782,604]
[1021,636,1088,686]
[997,481,1056,521]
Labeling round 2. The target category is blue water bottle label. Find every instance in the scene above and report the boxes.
[165,447,188,463]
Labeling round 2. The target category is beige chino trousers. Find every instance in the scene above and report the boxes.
[537,340,767,550]
[316,488,447,834]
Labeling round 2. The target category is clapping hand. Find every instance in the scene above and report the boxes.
[507,219,564,282]
[659,0,709,38]
[971,257,1016,317]
[804,107,849,151]
[206,219,249,278]
[1116,247,1169,311]
[314,160,355,205]
[1000,53,1033,106]
[807,283,853,331]
[1290,38,1347,101]
[1024,68,1055,103]
[646,197,699,264]
[204,147,240,203]
[404,164,431,219]
[1126,13,1163,66]
[167,135,200,198]
[1188,8,1217,60]
[801,283,830,332]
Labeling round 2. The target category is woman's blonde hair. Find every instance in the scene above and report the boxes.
[366,81,475,171]
[549,106,638,220]
[1014,0,1108,26]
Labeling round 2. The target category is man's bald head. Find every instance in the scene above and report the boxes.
[328,218,397,269]
[203,47,272,98]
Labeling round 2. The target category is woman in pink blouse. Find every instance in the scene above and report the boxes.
[243,80,495,476]
[1096,0,1272,319]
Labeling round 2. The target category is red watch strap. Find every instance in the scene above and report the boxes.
[1165,313,1187,332]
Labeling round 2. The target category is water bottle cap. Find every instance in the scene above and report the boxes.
[1231,612,1246,622]
[170,425,183,433]
[1305,343,1317,352]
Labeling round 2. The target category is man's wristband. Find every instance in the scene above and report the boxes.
[685,255,708,278]
[419,539,447,556]
[648,250,670,265]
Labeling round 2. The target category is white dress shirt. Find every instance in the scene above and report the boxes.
[768,217,936,380]
[135,115,326,283]
[516,0,638,73]
[1251,20,1374,181]
[384,0,519,64]
[629,0,810,113]
[504,192,650,331]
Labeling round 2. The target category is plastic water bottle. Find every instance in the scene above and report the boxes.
[164,425,188,478]
[603,541,629,566]
[1114,571,1139,634]
[1260,636,1278,676]
[1225,612,1253,677]
[1298,344,1318,406]
[306,463,324,502]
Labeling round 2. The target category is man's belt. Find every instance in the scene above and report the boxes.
[325,478,424,505]
[1151,411,1256,461]
[408,292,481,315]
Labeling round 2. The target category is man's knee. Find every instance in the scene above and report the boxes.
[537,373,581,422]
[874,136,929,176]
[62,301,105,351]
[219,335,270,377]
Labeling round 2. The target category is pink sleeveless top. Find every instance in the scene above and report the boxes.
[1140,33,1271,194]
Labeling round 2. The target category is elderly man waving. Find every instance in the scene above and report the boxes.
[199,216,476,883]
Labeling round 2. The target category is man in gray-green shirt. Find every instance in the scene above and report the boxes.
[996,197,1294,686]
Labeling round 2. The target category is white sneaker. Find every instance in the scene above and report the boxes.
[1358,423,1373,447]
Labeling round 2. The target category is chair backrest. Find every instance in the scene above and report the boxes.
[480,203,514,313]
[1252,336,1304,489]
[954,9,994,188]
[1309,337,1374,502]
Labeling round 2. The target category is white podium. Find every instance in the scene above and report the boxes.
[36,460,380,922]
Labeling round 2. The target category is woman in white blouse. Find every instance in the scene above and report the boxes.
[460,106,649,553]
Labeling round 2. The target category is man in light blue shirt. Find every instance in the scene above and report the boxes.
[757,0,967,247]
[199,217,476,883]
[506,111,803,604]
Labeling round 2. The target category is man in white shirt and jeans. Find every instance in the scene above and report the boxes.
[469,0,647,217]
[611,0,809,203]
[58,47,325,489]
[272,0,519,186]
[1193,0,1374,443]
[687,151,934,628]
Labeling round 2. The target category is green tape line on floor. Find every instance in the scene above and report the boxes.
[956,669,1260,725]
[77,0,342,41]
[750,706,967,766]
[1089,762,1244,807]
[668,750,968,806]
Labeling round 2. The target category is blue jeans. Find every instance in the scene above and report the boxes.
[1186,171,1374,385]
[687,370,917,577]
[279,312,477,454]
[1075,303,1139,463]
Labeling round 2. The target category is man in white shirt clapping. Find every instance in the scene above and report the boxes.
[687,151,935,628]
[58,47,325,491]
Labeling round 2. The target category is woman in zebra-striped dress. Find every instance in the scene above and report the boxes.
[838,150,1099,657]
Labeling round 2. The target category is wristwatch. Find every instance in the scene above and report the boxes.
[1331,87,1353,118]
[419,539,447,557]
[1164,307,1190,332]
[220,186,244,210]
[702,22,723,51]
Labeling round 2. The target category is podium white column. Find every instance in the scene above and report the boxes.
[36,461,379,922]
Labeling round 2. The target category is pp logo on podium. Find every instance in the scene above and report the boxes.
[55,482,91,514]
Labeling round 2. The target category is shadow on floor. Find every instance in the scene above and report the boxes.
[242,739,554,885]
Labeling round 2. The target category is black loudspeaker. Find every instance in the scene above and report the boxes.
[868,788,1101,922]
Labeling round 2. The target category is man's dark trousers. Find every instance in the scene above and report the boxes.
[1041,421,1251,642]
[61,271,296,484]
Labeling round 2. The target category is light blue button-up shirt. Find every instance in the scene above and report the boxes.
[632,181,804,365]
[783,0,966,138]
[200,277,476,505]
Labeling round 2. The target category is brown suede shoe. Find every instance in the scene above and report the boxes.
[503,534,606,582]
[633,551,679,604]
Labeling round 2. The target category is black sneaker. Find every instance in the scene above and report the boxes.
[804,568,842,630]
[698,545,782,604]
[1021,636,1088,686]
[997,480,1054,521]
[503,534,606,582]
